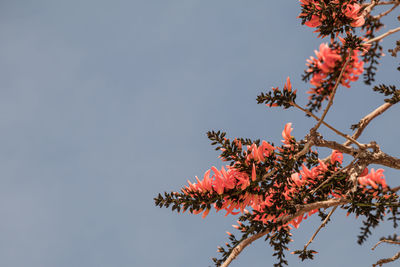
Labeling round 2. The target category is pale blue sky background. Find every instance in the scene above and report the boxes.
[0,1,399,267]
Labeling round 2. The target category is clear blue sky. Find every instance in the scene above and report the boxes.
[0,1,399,266]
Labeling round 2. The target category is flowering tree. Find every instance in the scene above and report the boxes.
[154,1,400,266]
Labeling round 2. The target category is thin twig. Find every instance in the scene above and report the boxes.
[365,26,400,44]
[363,1,399,8]
[302,206,337,251]
[261,169,277,180]
[344,102,393,147]
[372,239,400,250]
[373,3,399,20]
[375,0,400,5]
[295,138,315,159]
[220,198,349,267]
[311,52,352,133]
[321,102,394,164]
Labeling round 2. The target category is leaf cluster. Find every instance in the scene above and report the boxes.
[388,40,400,57]
[361,16,384,85]
[291,249,317,261]
[256,88,297,109]
[345,189,400,245]
[373,84,400,104]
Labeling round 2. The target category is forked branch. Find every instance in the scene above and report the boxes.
[344,102,393,147]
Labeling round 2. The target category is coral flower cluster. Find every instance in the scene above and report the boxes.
[300,0,365,29]
[179,122,389,230]
[183,148,346,229]
[181,123,357,229]
[306,43,364,96]
[358,168,388,190]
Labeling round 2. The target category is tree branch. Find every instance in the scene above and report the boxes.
[314,138,356,155]
[372,239,400,250]
[373,2,399,20]
[344,102,393,147]
[366,26,400,44]
[363,1,400,8]
[372,251,400,267]
[221,198,349,267]
[370,150,400,170]
[291,102,363,148]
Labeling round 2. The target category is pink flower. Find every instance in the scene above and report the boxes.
[306,43,364,98]
[290,173,303,187]
[235,170,251,190]
[300,164,315,180]
[331,150,343,165]
[281,123,293,146]
[299,0,311,5]
[202,208,210,218]
[360,167,368,177]
[343,3,365,27]
[358,168,387,189]
[368,168,387,188]
[283,77,292,92]
[245,141,275,163]
[251,163,257,182]
[305,15,322,28]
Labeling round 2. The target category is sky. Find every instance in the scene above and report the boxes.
[0,1,399,267]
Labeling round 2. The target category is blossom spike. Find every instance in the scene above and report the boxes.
[251,163,257,182]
